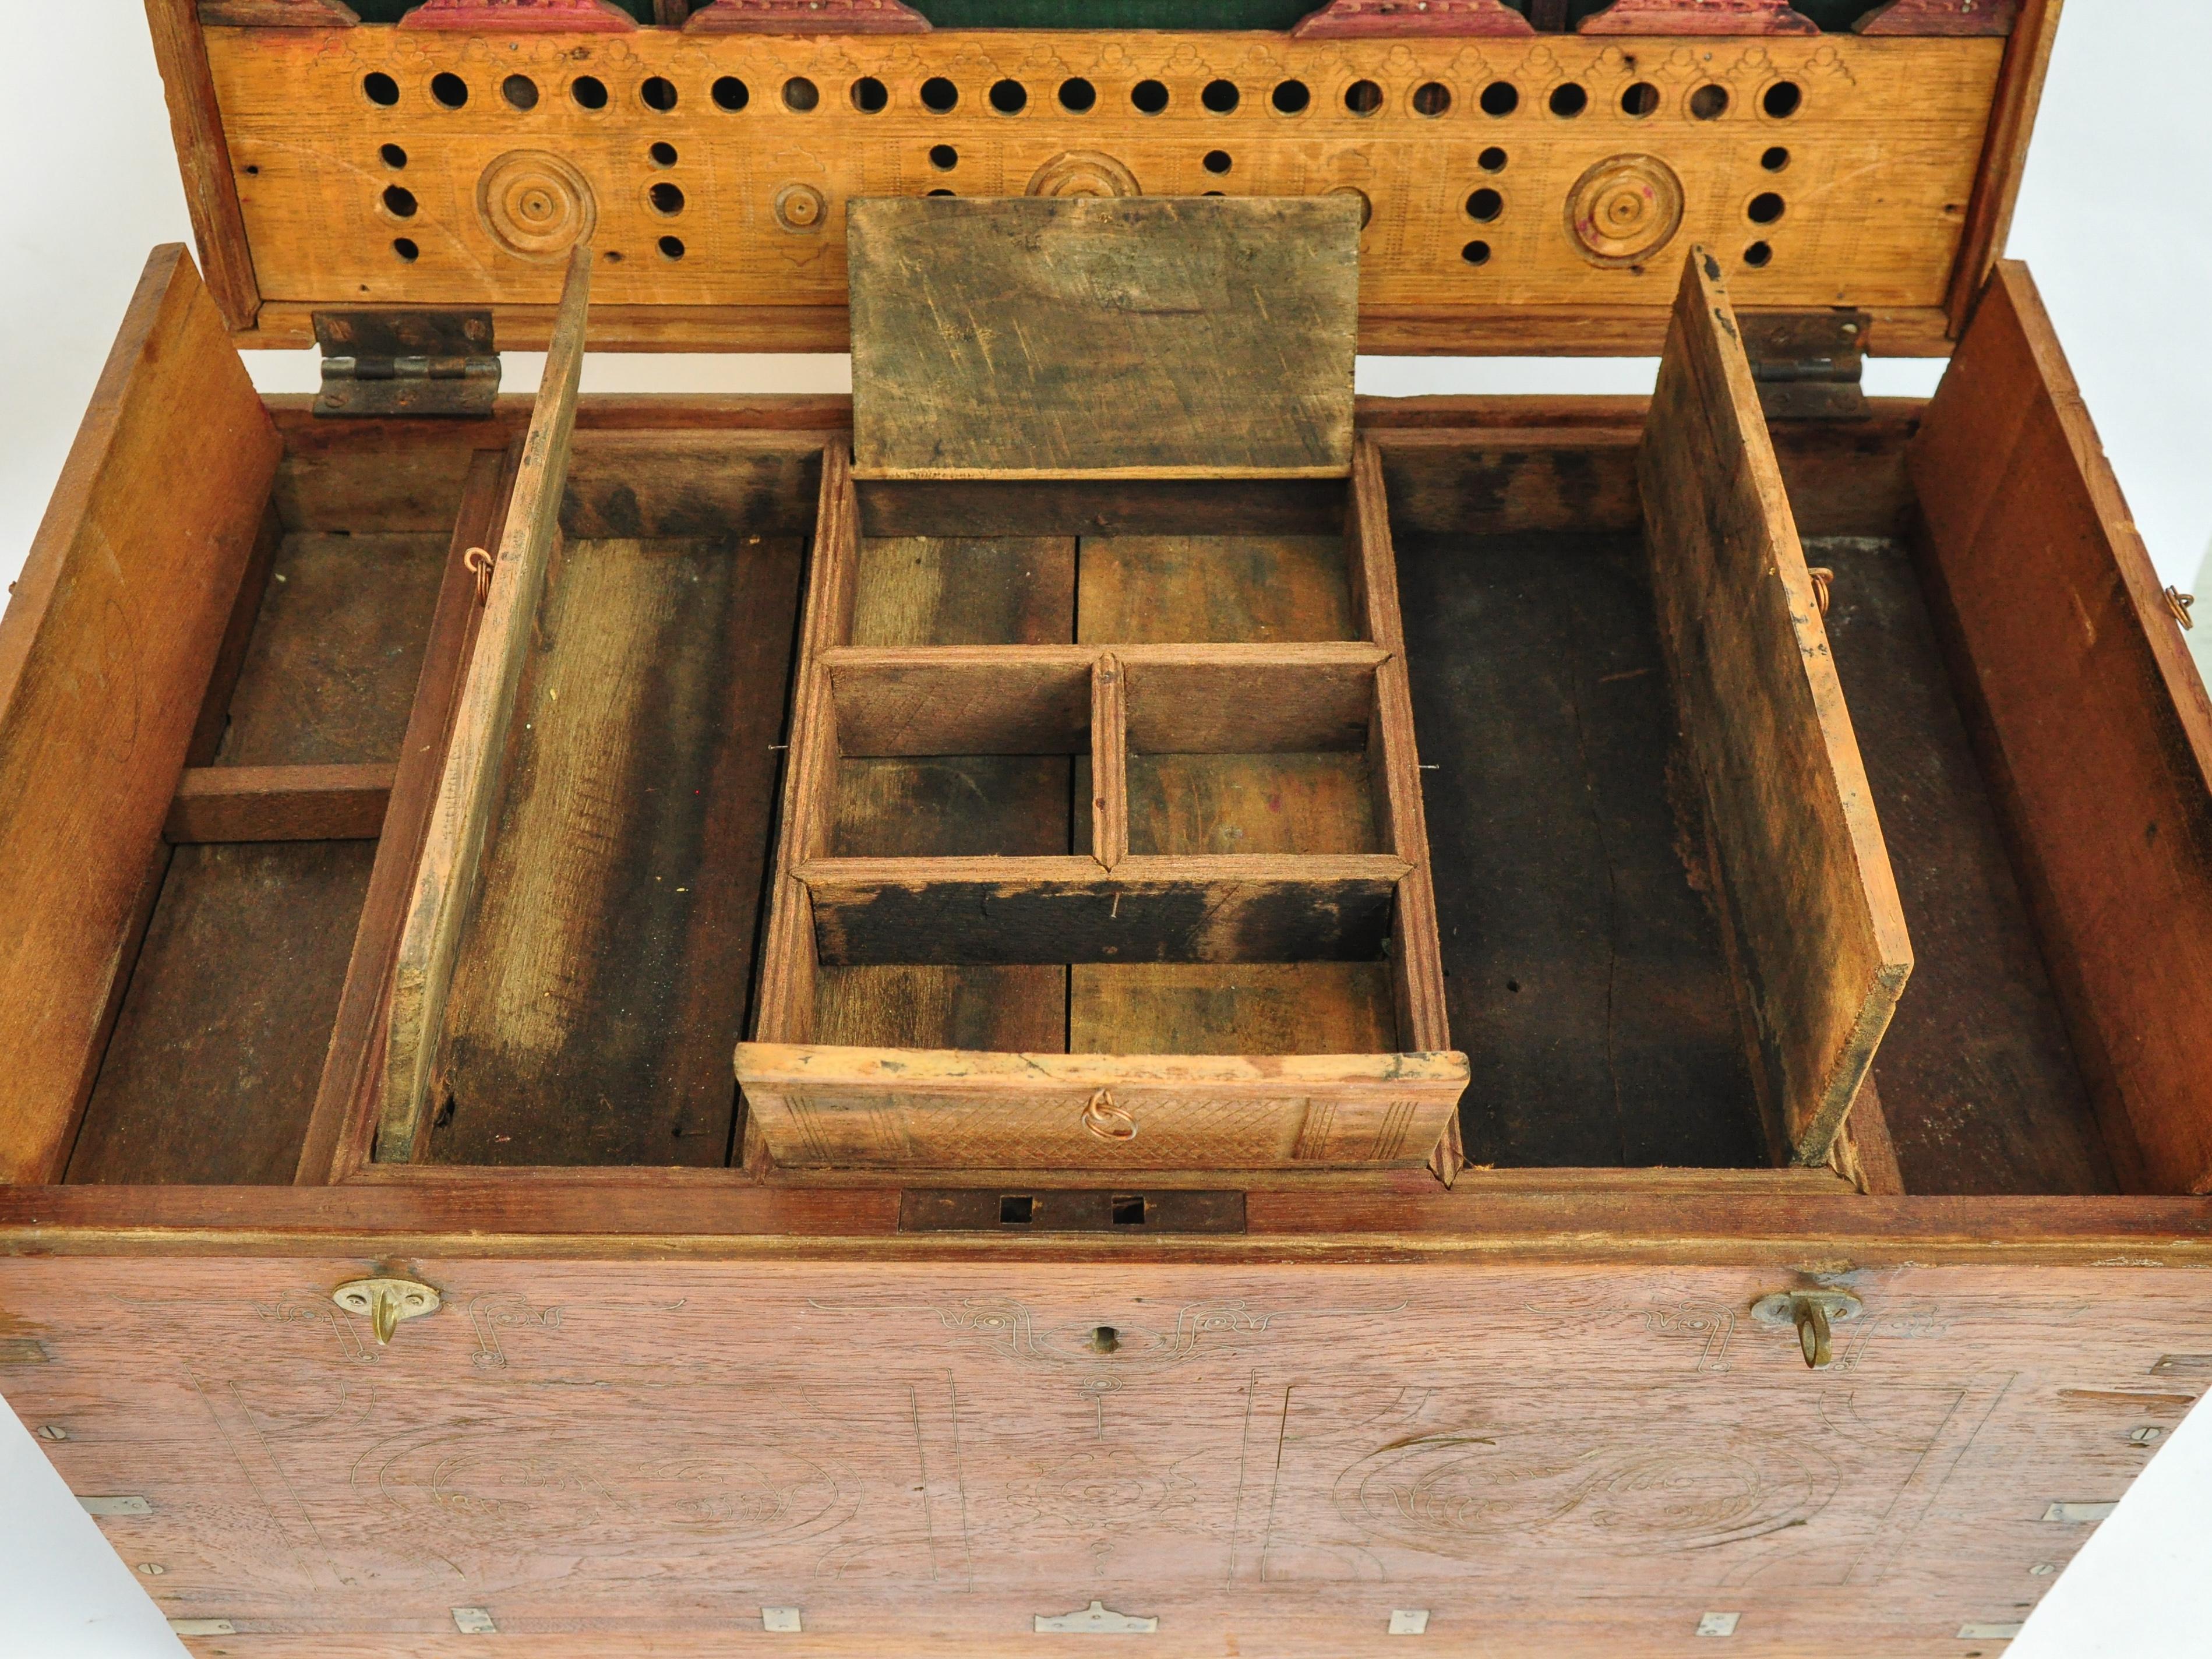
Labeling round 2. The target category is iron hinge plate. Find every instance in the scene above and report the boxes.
[313,309,500,418]
[1739,308,1871,420]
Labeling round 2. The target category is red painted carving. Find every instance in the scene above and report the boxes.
[398,0,638,30]
[683,0,930,32]
[1577,0,1819,33]
[1853,0,2017,34]
[200,0,360,22]
[1291,0,1534,35]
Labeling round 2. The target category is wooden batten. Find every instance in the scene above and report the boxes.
[375,246,591,1164]
[848,196,1359,481]
[1910,262,2212,1196]
[1639,247,1913,1169]
[164,764,394,843]
[0,246,280,1185]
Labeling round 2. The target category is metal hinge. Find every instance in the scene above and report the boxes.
[1739,308,1871,420]
[313,309,500,418]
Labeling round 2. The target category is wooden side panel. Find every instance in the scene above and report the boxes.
[377,249,591,1163]
[849,196,1358,480]
[1639,248,1913,1167]
[1910,261,2212,1195]
[735,1045,1465,1170]
[0,246,279,1184]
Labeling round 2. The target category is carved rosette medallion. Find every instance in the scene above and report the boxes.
[478,150,598,263]
[1565,153,1685,269]
[1026,151,1142,200]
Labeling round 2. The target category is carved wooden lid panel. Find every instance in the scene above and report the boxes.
[201,28,2002,347]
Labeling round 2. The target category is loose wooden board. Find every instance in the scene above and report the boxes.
[1639,247,1912,1169]
[0,246,280,1185]
[848,196,1357,479]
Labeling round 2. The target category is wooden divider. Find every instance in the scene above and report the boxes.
[0,246,280,1185]
[1911,261,2212,1196]
[1639,248,1913,1169]
[373,247,591,1164]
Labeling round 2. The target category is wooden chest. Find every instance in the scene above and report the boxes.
[5,2,2211,1654]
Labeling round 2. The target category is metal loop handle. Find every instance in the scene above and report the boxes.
[1081,1089,1137,1143]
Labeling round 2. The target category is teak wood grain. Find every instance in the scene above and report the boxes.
[849,196,1359,480]
[378,246,591,1164]
[0,246,280,1185]
[1639,248,1913,1169]
[1911,261,2212,1196]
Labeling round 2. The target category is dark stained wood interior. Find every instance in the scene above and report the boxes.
[1398,531,1768,1171]
[1815,536,2114,1196]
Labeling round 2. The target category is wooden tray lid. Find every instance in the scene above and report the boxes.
[849,196,1359,480]
[156,0,2058,356]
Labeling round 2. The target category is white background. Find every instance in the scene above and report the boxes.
[3,7,2210,1656]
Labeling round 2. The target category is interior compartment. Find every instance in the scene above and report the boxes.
[63,417,488,1186]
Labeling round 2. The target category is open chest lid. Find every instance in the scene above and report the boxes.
[153,0,2057,358]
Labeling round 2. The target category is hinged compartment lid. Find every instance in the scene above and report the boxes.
[153,0,2059,355]
[848,196,1359,480]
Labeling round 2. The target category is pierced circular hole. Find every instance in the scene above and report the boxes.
[852,76,889,113]
[926,187,955,197]
[431,72,468,111]
[648,181,686,216]
[1479,145,1507,172]
[1272,79,1310,114]
[1763,80,1803,119]
[990,78,1028,114]
[1330,184,1373,228]
[1412,80,1452,117]
[1548,82,1587,118]
[573,75,610,111]
[503,74,539,112]
[1132,79,1169,115]
[659,234,686,260]
[1202,189,1225,197]
[1466,186,1502,222]
[1059,76,1096,112]
[392,237,419,262]
[929,143,958,171]
[1762,145,1791,172]
[1480,80,1519,117]
[363,72,399,108]
[642,76,678,112]
[1203,149,1232,175]
[920,76,959,113]
[712,76,750,112]
[1690,83,1730,120]
[1621,80,1659,118]
[1202,78,1240,114]
[382,183,418,218]
[1748,191,1785,225]
[380,142,408,169]
[783,76,819,112]
[650,140,678,168]
[1345,79,1382,116]
[1462,239,1492,267]
[1744,240,1773,268]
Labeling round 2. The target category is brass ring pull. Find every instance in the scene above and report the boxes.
[2166,586,2195,631]
[1081,1089,1137,1143]
[464,545,496,606]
